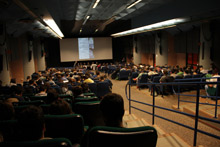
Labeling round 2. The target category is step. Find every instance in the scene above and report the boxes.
[183,104,220,131]
[124,118,148,128]
[153,125,166,136]
[123,114,137,122]
[157,133,191,147]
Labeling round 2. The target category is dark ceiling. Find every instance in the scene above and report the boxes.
[0,0,220,38]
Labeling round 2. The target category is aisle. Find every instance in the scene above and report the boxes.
[110,78,220,147]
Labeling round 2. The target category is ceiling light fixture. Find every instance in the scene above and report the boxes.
[83,15,91,25]
[111,18,189,37]
[95,29,98,33]
[93,0,100,8]
[127,0,142,9]
[80,28,82,33]
[43,19,64,38]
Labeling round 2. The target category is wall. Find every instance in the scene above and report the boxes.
[167,33,176,66]
[9,36,24,84]
[133,36,142,65]
[0,32,46,85]
[155,32,168,66]
[34,39,46,71]
[21,35,35,81]
[199,23,212,69]
[0,35,10,85]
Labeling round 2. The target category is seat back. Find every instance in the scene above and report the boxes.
[84,126,158,147]
[88,83,97,96]
[13,100,44,106]
[74,101,105,127]
[118,70,130,80]
[30,96,47,101]
[0,120,18,141]
[96,82,111,98]
[44,114,84,144]
[0,138,72,147]
[75,97,99,102]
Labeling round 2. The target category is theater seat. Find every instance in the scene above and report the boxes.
[44,114,84,144]
[74,101,105,127]
[82,126,158,147]
[0,138,72,147]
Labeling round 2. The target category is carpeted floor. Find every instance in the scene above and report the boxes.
[110,78,220,147]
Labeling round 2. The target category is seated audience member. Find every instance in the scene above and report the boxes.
[26,76,31,82]
[205,69,220,97]
[61,84,73,96]
[72,86,83,98]
[45,88,59,104]
[134,69,147,81]
[83,75,94,84]
[148,67,158,76]
[8,78,17,87]
[5,86,24,104]
[99,76,105,82]
[48,76,56,85]
[81,83,90,93]
[176,68,184,77]
[199,65,208,74]
[100,93,124,127]
[104,75,113,88]
[28,79,37,94]
[35,85,47,96]
[0,102,15,121]
[17,106,45,141]
[170,68,177,78]
[93,70,101,80]
[49,99,73,115]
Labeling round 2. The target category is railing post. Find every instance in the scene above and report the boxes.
[152,84,155,125]
[193,83,200,147]
[178,84,180,109]
[129,84,131,114]
[214,83,218,118]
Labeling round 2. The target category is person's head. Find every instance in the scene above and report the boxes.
[10,78,16,84]
[163,69,168,76]
[49,99,72,115]
[26,76,31,81]
[72,86,83,98]
[81,83,89,93]
[99,76,105,82]
[0,102,15,121]
[100,93,124,127]
[38,85,47,93]
[46,88,59,104]
[96,70,100,76]
[17,105,45,141]
[10,85,23,96]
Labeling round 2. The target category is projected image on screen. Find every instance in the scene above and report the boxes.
[78,38,94,59]
[60,37,112,62]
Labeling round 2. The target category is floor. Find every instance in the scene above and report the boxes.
[110,78,220,147]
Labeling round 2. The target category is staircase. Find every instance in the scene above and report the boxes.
[172,97,220,131]
[123,111,196,147]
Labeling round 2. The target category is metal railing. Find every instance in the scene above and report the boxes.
[173,77,220,118]
[125,79,220,146]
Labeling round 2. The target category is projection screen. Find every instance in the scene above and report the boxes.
[60,37,112,62]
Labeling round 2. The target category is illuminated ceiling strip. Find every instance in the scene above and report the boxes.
[83,15,91,25]
[43,19,64,38]
[127,0,142,9]
[46,26,62,39]
[111,18,189,37]
[93,0,100,8]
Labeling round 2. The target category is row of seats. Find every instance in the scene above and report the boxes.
[0,110,157,147]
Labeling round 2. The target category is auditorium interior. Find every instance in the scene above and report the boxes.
[0,0,220,147]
